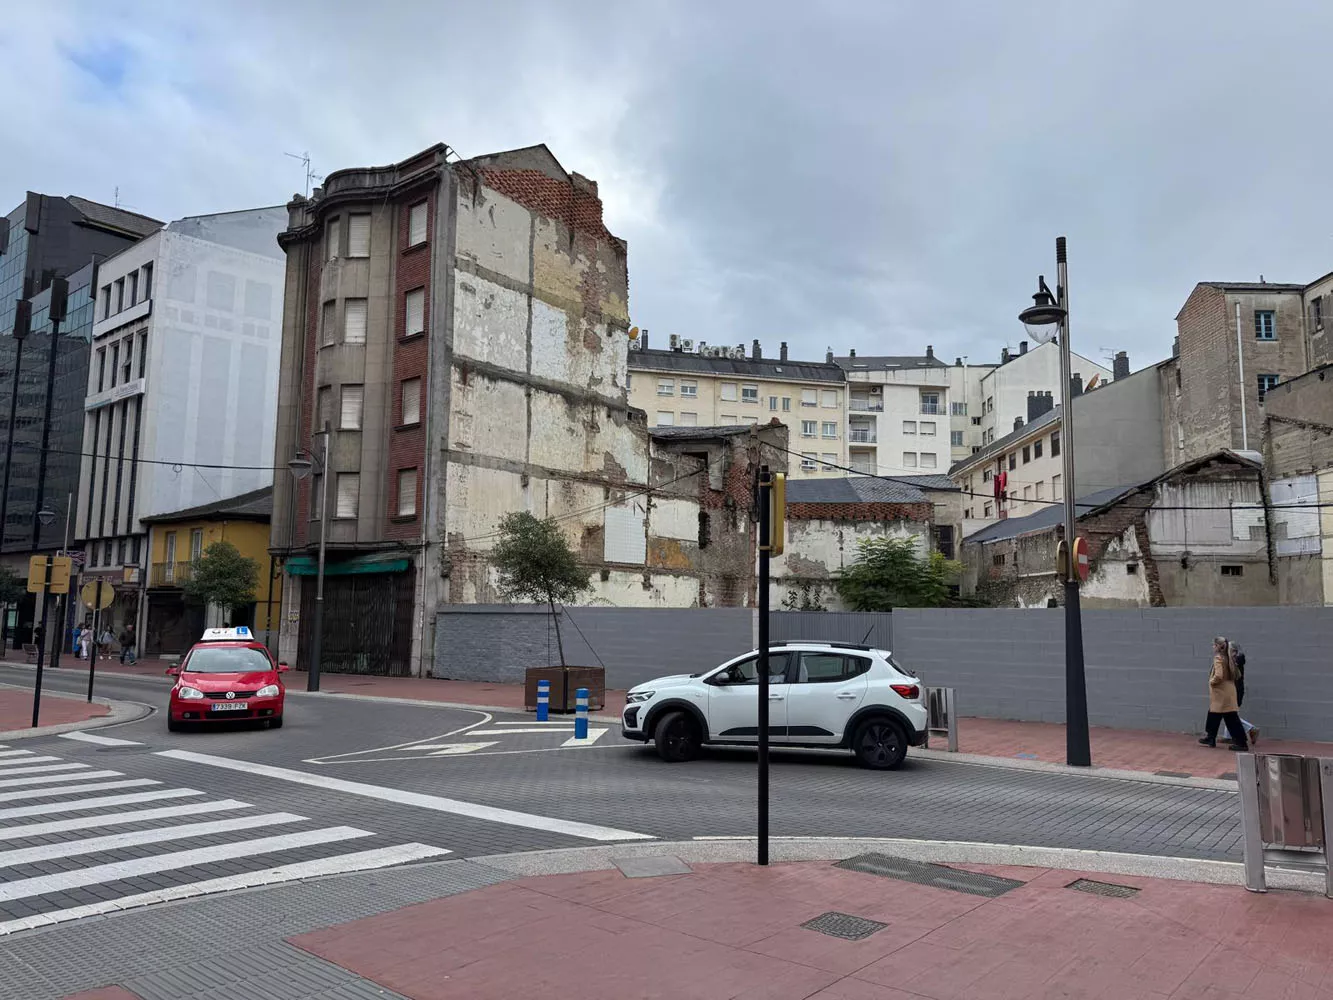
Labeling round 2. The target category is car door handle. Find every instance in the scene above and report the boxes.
[769,694,785,700]
[836,692,859,700]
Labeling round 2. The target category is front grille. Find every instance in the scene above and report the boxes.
[200,689,258,698]
[624,706,641,727]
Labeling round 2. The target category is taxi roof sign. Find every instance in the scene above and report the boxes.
[200,626,253,642]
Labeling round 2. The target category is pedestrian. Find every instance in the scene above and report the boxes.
[1229,640,1258,746]
[118,623,137,665]
[77,625,91,660]
[1198,636,1248,750]
[99,626,115,661]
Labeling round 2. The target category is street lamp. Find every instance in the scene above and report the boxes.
[35,507,56,526]
[287,421,330,693]
[1017,236,1090,768]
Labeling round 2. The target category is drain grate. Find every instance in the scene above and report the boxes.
[801,911,888,941]
[1153,770,1192,778]
[1066,878,1140,899]
[835,854,1024,898]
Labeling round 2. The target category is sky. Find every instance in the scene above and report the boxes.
[4,0,1332,373]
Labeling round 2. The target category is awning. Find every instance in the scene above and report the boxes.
[284,553,411,577]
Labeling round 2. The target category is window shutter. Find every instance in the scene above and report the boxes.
[405,288,425,336]
[336,474,360,519]
[397,468,418,517]
[325,218,339,261]
[347,214,371,257]
[321,301,336,345]
[401,377,421,425]
[408,202,428,246]
[344,299,367,344]
[340,385,363,430]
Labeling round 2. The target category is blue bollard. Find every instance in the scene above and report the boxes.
[574,687,589,739]
[536,679,550,722]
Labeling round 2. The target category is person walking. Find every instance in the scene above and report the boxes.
[77,625,91,660]
[99,625,115,661]
[1199,636,1248,750]
[1229,640,1258,746]
[118,623,137,665]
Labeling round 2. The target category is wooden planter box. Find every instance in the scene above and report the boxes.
[524,666,605,713]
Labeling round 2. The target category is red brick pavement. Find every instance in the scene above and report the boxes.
[291,859,1333,1000]
[0,686,108,733]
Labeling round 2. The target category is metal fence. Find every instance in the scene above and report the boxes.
[771,611,892,649]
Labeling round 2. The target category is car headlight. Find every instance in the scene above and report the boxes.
[177,686,205,700]
[256,684,281,698]
[626,690,655,704]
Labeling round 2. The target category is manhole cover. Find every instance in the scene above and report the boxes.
[1066,878,1139,899]
[801,912,887,941]
[836,854,1024,898]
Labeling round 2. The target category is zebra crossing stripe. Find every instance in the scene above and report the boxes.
[0,757,67,769]
[0,769,124,790]
[0,750,37,759]
[0,799,253,842]
[0,763,89,777]
[0,778,157,803]
[0,788,204,821]
[0,812,309,867]
[0,825,375,902]
[58,732,144,747]
[0,842,451,935]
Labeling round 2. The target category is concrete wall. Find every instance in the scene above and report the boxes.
[770,518,929,611]
[1074,366,1164,495]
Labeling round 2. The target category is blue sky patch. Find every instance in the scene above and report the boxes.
[66,39,133,96]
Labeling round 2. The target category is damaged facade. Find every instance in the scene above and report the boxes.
[961,451,1275,608]
[269,142,778,677]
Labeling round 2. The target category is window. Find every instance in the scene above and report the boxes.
[114,278,124,313]
[720,413,737,423]
[397,468,418,517]
[1257,373,1279,400]
[718,653,789,686]
[742,384,759,403]
[401,377,421,425]
[983,502,993,517]
[1021,445,1031,464]
[950,430,964,447]
[190,528,204,562]
[902,420,916,435]
[822,389,839,408]
[1313,297,1324,331]
[1022,485,1031,500]
[971,446,980,454]
[992,553,1005,567]
[657,378,674,396]
[109,344,119,387]
[316,385,333,431]
[985,396,994,413]
[795,652,871,683]
[919,421,936,436]
[141,263,153,300]
[404,288,425,337]
[971,416,982,426]
[1052,474,1062,500]
[801,389,817,407]
[120,338,132,382]
[1036,481,1044,500]
[769,396,778,411]
[1051,431,1060,457]
[679,380,697,398]
[335,474,360,519]
[343,298,368,344]
[407,201,428,247]
[919,453,937,469]
[782,397,792,411]
[1008,453,1017,471]
[801,420,817,437]
[1254,310,1275,340]
[983,468,992,482]
[347,214,371,257]
[656,411,674,426]
[920,392,941,414]
[100,285,111,319]
[1221,565,1244,577]
[340,384,364,430]
[1126,563,1138,575]
[742,416,759,425]
[311,475,323,519]
[902,452,918,468]
[951,401,967,415]
[821,421,837,438]
[1033,440,1043,459]
[821,453,837,470]
[325,217,339,261]
[321,300,336,345]
[679,411,698,426]
[720,382,738,402]
[127,271,138,307]
[139,332,148,377]
[800,452,817,470]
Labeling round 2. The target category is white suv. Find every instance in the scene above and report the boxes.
[621,642,929,770]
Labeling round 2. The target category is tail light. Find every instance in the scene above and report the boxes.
[890,684,919,700]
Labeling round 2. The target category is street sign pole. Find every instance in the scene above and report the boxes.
[88,580,105,703]
[30,557,51,729]
[757,466,771,867]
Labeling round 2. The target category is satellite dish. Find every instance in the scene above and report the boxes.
[628,326,639,340]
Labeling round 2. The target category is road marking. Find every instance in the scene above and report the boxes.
[0,825,375,902]
[0,788,203,821]
[0,750,36,759]
[427,743,498,756]
[59,732,144,747]
[310,711,493,762]
[0,762,89,777]
[159,748,652,842]
[0,843,451,936]
[0,779,156,803]
[468,727,576,736]
[491,720,574,726]
[0,769,124,790]
[0,799,253,842]
[0,812,309,867]
[561,728,608,747]
[0,756,65,769]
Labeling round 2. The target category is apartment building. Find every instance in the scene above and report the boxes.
[836,347,952,478]
[627,337,846,477]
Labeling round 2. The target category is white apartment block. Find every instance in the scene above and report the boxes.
[836,347,951,477]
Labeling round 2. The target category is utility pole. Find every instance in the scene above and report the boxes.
[755,465,785,865]
[27,553,71,726]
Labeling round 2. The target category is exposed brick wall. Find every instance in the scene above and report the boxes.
[477,168,616,243]
[787,501,934,522]
[384,191,434,540]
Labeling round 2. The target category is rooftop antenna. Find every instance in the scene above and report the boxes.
[113,187,139,212]
[284,151,323,198]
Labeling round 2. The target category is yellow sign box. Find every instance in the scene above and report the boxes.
[27,556,46,593]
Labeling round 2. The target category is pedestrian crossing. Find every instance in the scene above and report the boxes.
[0,742,450,935]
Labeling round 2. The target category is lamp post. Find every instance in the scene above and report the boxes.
[1017,236,1090,768]
[287,421,330,693]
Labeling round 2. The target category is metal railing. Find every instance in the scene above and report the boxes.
[150,561,196,587]
[849,399,884,412]
[849,429,877,443]
[1238,752,1331,897]
[919,403,943,415]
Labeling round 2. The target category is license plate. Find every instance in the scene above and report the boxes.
[210,702,248,712]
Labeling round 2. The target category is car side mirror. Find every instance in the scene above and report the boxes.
[278,662,290,672]
[165,667,179,677]
[709,673,731,686]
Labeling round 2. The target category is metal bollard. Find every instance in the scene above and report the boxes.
[536,679,550,722]
[574,686,589,739]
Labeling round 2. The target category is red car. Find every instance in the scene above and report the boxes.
[166,627,287,731]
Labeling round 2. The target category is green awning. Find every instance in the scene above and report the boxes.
[284,553,411,577]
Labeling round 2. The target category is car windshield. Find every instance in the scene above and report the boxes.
[182,646,272,674]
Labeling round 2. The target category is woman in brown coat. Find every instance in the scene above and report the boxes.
[1198,636,1248,750]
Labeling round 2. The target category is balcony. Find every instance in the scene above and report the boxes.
[919,403,944,415]
[849,463,876,475]
[151,561,195,588]
[849,428,878,443]
[849,398,884,412]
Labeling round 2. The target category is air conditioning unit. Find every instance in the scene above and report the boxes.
[869,386,881,394]
[669,334,680,349]
[731,347,744,359]
[698,341,708,355]
[681,339,694,351]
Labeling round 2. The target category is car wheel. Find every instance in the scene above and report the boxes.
[654,710,700,763]
[853,717,907,770]
[167,717,183,733]
[269,715,283,729]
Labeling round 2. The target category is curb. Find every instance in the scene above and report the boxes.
[286,688,623,724]
[0,681,153,740]
[910,746,1239,791]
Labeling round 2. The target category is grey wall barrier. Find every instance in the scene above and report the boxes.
[771,611,893,650]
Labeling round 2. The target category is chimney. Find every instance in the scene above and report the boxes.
[955,356,963,366]
[752,339,762,360]
[1028,390,1054,422]
[641,330,648,351]
[780,342,789,362]
[1013,416,1024,431]
[926,344,935,361]
[1113,351,1130,380]
[826,348,834,364]
[849,348,857,358]
[1019,340,1028,355]
[1172,336,1179,358]
[1071,373,1084,398]
[1000,347,1011,364]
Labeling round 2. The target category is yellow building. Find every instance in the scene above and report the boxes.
[139,487,281,655]
[627,338,848,478]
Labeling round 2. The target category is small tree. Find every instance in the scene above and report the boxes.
[0,564,23,647]
[836,536,961,611]
[491,512,591,666]
[183,541,259,623]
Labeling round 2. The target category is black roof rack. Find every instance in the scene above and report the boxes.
[769,641,878,652]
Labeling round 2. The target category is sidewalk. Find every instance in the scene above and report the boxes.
[0,685,108,732]
[283,856,1333,1000]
